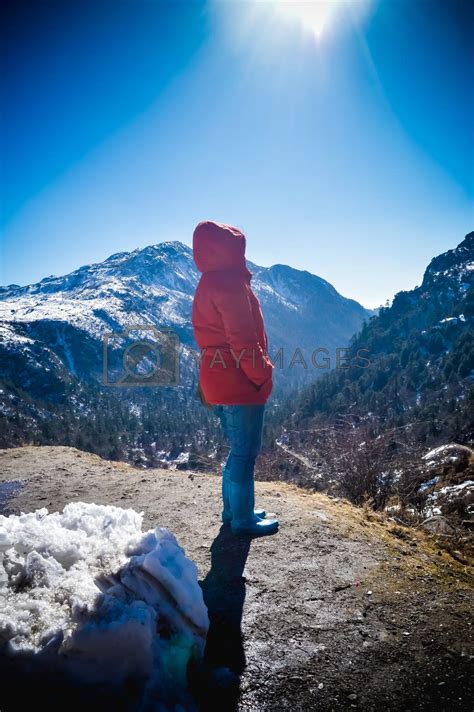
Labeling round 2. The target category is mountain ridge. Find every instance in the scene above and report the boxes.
[0,239,372,462]
[290,232,474,444]
[1,239,373,311]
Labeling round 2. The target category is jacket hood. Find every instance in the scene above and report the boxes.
[193,220,252,278]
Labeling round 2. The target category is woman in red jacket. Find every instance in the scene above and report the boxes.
[192,220,279,536]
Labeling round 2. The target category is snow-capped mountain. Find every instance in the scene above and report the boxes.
[1,242,197,346]
[0,240,372,460]
[0,241,371,389]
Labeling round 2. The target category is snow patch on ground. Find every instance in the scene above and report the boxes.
[0,502,209,709]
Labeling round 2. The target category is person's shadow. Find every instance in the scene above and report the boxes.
[191,524,251,710]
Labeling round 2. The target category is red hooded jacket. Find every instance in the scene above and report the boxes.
[192,220,273,405]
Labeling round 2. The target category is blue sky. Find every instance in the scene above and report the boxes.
[1,0,472,307]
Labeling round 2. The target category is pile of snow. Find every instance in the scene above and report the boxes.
[0,502,209,709]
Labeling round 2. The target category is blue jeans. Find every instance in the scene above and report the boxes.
[214,405,265,483]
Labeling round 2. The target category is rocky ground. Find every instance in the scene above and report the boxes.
[0,445,473,711]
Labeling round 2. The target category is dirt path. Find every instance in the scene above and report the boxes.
[0,446,472,711]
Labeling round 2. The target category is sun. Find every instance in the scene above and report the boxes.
[275,1,342,39]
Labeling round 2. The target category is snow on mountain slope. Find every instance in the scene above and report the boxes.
[0,240,373,457]
[0,240,372,386]
[421,232,474,292]
[0,242,197,340]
